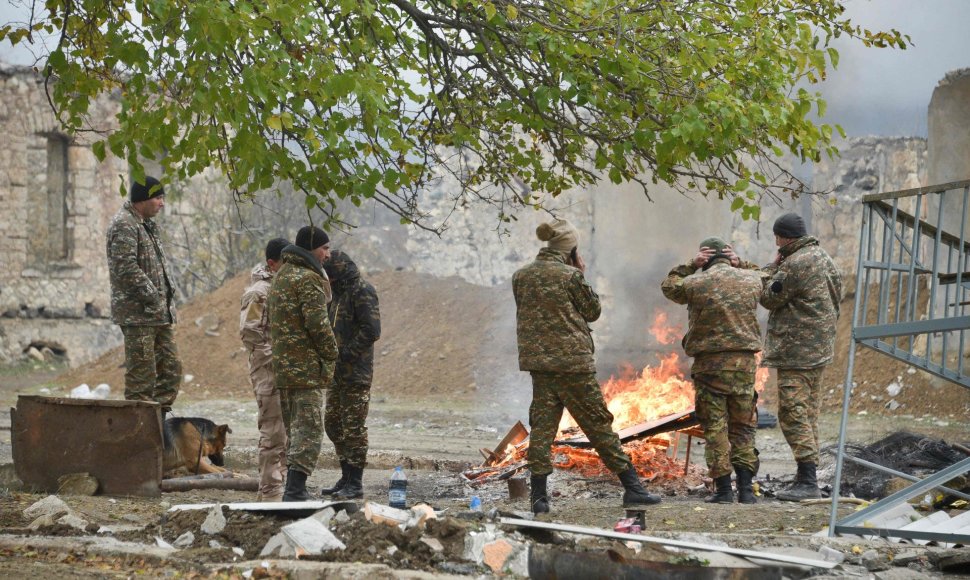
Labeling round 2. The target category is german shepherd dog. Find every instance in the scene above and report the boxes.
[162,417,232,476]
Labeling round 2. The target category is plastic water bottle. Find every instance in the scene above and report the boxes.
[469,496,482,512]
[389,466,407,508]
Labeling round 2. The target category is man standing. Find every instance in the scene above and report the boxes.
[319,250,381,500]
[661,238,764,504]
[240,238,290,502]
[760,213,842,501]
[106,176,182,415]
[513,218,661,514]
[268,226,338,502]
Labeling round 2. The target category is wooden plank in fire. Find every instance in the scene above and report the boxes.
[555,410,700,448]
[485,420,529,466]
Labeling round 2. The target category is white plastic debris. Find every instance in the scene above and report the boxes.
[184,374,195,383]
[156,536,175,549]
[91,384,111,399]
[232,547,245,557]
[70,384,92,398]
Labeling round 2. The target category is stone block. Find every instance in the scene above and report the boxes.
[23,495,70,519]
[201,505,227,535]
[56,472,99,496]
[174,531,195,548]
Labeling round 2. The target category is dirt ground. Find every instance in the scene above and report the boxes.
[1,269,969,577]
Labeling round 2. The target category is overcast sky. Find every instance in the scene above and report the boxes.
[1,0,967,138]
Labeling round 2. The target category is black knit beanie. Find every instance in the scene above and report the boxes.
[773,213,807,238]
[129,176,164,203]
[265,238,289,261]
[295,226,329,250]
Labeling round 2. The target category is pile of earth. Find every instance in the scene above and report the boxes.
[56,268,516,403]
[54,267,970,418]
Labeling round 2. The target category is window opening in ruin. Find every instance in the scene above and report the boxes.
[27,133,73,265]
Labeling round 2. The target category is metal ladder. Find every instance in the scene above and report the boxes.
[829,179,970,543]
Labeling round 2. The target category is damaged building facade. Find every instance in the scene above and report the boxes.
[0,65,127,367]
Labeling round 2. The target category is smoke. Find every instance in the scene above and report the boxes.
[815,0,970,138]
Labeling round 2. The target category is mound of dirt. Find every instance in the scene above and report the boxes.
[56,266,970,418]
[820,295,970,418]
[56,268,512,402]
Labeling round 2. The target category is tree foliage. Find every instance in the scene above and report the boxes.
[2,0,906,231]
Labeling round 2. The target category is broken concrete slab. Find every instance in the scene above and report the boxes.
[818,545,846,564]
[896,510,950,545]
[56,472,99,496]
[310,507,335,526]
[201,505,227,535]
[28,514,57,530]
[23,495,70,520]
[260,517,346,558]
[169,499,357,520]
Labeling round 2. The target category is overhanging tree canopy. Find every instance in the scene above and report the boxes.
[2,0,906,231]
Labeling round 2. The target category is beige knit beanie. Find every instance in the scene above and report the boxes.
[536,218,579,253]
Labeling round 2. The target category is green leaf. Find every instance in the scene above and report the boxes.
[484,3,497,21]
[92,140,106,162]
[267,116,283,131]
[730,197,744,212]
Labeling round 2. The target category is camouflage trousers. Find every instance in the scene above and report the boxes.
[249,359,287,498]
[120,324,182,412]
[324,379,371,468]
[777,367,825,465]
[692,371,759,479]
[279,388,324,476]
[528,371,632,476]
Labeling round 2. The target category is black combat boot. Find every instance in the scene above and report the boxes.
[320,461,349,497]
[282,468,311,502]
[776,462,822,502]
[530,474,550,514]
[333,464,364,499]
[705,474,735,504]
[618,467,662,506]
[735,468,757,504]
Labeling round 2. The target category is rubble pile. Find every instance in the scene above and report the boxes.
[828,431,970,501]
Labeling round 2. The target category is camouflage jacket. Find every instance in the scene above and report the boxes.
[760,236,842,369]
[324,251,381,385]
[512,248,601,373]
[240,264,274,371]
[267,246,338,389]
[661,260,764,374]
[106,201,177,326]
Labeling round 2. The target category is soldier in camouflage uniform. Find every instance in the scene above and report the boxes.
[240,238,290,502]
[268,226,338,502]
[106,177,182,415]
[318,250,381,500]
[760,213,842,501]
[513,218,661,514]
[661,237,764,504]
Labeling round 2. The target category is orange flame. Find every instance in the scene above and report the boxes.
[558,352,694,433]
[649,309,683,345]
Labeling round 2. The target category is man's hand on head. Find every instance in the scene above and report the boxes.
[692,247,716,268]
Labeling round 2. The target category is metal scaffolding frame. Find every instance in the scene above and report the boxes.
[829,179,970,543]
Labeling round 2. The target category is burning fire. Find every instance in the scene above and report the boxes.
[464,311,771,484]
[557,353,694,433]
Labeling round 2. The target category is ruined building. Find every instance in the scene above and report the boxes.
[0,65,127,366]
